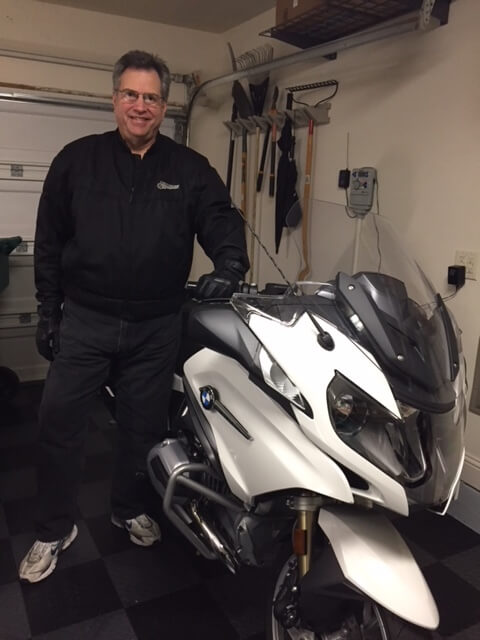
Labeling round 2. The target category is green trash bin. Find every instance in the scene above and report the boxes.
[0,236,22,293]
[0,236,23,402]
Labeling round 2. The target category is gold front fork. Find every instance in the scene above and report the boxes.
[288,495,323,579]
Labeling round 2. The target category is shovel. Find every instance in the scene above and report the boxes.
[232,79,253,217]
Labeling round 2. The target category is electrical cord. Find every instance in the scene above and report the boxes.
[442,289,461,302]
[343,176,383,272]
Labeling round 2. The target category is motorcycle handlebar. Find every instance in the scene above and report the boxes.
[185,281,261,296]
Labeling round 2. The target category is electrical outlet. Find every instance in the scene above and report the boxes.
[455,250,478,280]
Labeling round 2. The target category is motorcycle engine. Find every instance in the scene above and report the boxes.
[147,437,293,573]
[149,438,192,495]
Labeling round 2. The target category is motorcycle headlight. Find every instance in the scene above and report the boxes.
[259,347,309,413]
[328,373,427,484]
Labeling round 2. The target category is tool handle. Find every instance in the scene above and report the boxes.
[226,136,235,194]
[298,119,314,281]
[269,123,277,198]
[226,103,237,194]
[226,102,238,193]
[241,130,247,216]
[249,128,261,283]
[256,126,271,192]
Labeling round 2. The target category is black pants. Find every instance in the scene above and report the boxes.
[36,298,181,541]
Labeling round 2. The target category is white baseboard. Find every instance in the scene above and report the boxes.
[460,453,480,492]
[447,454,480,533]
[448,481,480,534]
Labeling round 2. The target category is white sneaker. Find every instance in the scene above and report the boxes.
[19,524,78,583]
[111,513,161,547]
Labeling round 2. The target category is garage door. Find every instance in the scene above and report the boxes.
[0,96,177,381]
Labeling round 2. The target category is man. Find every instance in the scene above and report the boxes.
[19,50,248,583]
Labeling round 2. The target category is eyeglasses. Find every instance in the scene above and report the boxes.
[116,89,164,108]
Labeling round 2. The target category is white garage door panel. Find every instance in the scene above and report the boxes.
[1,103,114,156]
[0,187,41,240]
[0,97,177,381]
[0,164,48,181]
[0,99,176,239]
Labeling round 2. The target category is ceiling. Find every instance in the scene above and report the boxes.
[34,0,276,33]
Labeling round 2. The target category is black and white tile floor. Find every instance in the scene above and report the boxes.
[1,382,480,639]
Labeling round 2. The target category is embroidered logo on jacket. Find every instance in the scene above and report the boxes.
[157,181,180,190]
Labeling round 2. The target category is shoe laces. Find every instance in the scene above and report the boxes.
[135,514,153,528]
[28,540,57,562]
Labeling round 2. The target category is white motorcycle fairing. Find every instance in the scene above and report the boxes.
[184,348,353,506]
[247,310,410,515]
[318,505,439,629]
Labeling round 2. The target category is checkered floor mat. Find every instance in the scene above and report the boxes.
[1,382,479,639]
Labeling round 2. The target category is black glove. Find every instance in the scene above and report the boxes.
[195,259,246,300]
[36,305,61,361]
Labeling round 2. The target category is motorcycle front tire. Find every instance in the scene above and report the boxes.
[267,554,433,640]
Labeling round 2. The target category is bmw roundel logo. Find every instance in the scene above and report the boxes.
[200,386,216,410]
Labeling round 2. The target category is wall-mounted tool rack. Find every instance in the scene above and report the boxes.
[223,102,331,138]
[187,0,450,143]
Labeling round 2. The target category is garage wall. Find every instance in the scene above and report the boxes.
[1,0,479,493]
[204,0,480,491]
[0,0,226,95]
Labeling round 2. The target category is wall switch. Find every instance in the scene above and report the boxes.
[454,250,478,280]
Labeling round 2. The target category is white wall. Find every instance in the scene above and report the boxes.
[202,0,480,489]
[0,0,225,95]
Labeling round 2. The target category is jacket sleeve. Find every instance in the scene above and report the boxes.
[34,148,73,313]
[192,157,250,275]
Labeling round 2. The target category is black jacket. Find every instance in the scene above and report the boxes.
[34,130,249,320]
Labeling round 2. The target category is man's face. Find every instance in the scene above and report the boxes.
[112,68,167,152]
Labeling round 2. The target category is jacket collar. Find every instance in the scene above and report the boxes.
[114,129,166,158]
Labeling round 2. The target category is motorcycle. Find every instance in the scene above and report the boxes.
[146,201,466,639]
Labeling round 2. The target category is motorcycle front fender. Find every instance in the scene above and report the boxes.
[317,506,439,629]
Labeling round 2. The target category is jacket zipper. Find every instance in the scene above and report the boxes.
[126,155,141,309]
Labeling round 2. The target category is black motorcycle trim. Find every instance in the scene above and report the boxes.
[436,293,460,381]
[187,303,261,375]
[297,545,363,630]
[249,371,313,420]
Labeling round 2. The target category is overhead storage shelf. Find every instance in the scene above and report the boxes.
[260,0,451,50]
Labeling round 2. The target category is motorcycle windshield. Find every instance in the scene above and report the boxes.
[234,206,458,413]
[231,201,465,507]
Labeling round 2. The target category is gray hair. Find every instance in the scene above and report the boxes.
[112,50,171,102]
